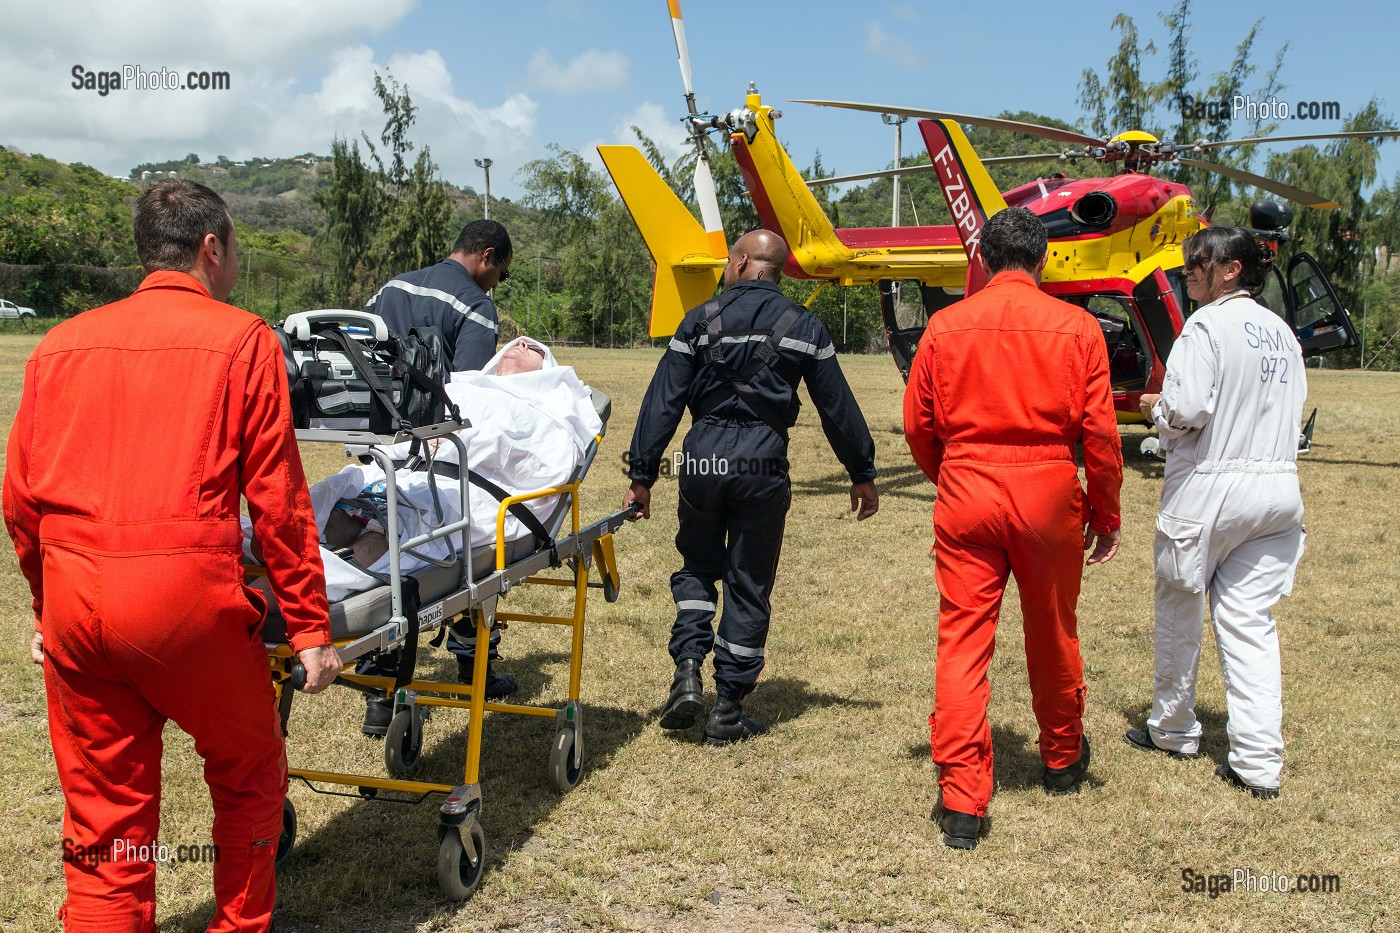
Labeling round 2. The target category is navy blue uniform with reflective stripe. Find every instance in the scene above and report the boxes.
[627,278,877,699]
[365,258,498,372]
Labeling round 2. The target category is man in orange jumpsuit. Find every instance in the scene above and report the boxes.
[3,180,342,932]
[903,207,1123,850]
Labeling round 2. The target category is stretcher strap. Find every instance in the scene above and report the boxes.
[415,461,556,552]
[395,575,422,690]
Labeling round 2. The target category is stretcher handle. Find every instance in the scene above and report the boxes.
[282,309,390,343]
[289,664,307,691]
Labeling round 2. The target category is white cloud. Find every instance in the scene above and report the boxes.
[0,1,544,196]
[615,102,690,159]
[889,3,920,22]
[526,49,629,95]
[864,22,925,71]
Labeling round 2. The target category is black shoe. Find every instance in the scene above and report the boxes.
[658,658,703,730]
[935,809,980,850]
[362,697,393,737]
[457,658,518,699]
[1215,762,1280,800]
[1043,735,1092,795]
[704,695,767,746]
[1124,726,1200,760]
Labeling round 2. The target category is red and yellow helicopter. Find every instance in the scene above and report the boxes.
[599,2,1390,425]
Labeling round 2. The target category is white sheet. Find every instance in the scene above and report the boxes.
[246,348,602,602]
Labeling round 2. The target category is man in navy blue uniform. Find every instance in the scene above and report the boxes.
[360,219,515,736]
[624,229,879,746]
[366,219,513,371]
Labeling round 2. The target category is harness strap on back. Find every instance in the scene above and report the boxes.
[692,299,805,441]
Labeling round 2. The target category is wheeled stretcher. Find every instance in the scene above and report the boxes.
[260,383,629,902]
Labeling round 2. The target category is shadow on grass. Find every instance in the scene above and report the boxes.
[1119,698,1231,761]
[791,462,934,503]
[658,675,883,745]
[160,647,649,932]
[905,722,1115,795]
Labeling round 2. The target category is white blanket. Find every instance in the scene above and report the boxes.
[246,347,602,602]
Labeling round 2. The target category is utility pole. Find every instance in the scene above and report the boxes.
[881,113,908,227]
[475,158,493,219]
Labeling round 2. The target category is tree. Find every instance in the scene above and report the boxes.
[316,70,452,306]
[515,145,653,344]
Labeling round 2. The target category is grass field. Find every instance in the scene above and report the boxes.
[1,337,1396,932]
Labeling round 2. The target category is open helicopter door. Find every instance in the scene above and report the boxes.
[881,280,962,381]
[1284,253,1359,357]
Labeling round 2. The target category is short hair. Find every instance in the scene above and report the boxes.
[452,220,512,261]
[1182,225,1276,296]
[133,179,233,272]
[979,207,1048,274]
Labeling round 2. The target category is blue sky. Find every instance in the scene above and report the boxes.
[1,0,1394,205]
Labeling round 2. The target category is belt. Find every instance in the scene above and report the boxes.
[39,514,242,553]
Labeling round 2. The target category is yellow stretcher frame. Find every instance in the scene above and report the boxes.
[264,422,629,902]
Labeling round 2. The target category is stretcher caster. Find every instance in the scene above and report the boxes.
[548,728,583,791]
[384,706,425,777]
[276,798,296,867]
[548,702,584,792]
[437,817,486,902]
[602,574,619,603]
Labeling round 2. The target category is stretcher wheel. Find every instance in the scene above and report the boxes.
[384,707,425,777]
[602,574,619,603]
[548,727,583,792]
[276,798,296,867]
[437,818,486,902]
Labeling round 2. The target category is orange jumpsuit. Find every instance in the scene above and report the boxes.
[3,271,330,932]
[903,270,1121,817]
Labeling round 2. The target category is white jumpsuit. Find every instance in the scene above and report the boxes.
[1146,289,1307,788]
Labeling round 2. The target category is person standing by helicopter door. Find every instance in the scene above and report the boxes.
[623,229,880,746]
[903,207,1123,850]
[1125,225,1307,800]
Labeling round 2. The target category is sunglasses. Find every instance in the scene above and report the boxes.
[1182,258,1211,274]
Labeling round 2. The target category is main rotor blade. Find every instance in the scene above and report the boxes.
[1188,129,1400,151]
[667,1,726,256]
[1175,157,1340,209]
[667,1,697,104]
[791,99,1105,148]
[806,154,1069,187]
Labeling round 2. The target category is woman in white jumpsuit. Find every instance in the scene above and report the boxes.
[1125,226,1307,798]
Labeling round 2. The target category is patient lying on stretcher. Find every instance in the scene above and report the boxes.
[244,337,603,602]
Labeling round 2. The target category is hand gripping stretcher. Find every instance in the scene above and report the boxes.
[258,311,632,901]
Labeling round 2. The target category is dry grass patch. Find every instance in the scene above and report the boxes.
[0,336,1395,931]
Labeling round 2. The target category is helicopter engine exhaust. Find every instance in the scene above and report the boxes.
[1070,190,1118,227]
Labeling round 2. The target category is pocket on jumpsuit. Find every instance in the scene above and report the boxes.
[1155,513,1205,594]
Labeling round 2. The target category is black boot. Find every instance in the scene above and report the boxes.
[362,696,393,737]
[458,657,518,699]
[704,695,767,746]
[1043,735,1092,794]
[935,808,981,850]
[658,658,703,730]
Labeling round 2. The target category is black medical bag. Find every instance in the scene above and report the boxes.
[277,309,461,433]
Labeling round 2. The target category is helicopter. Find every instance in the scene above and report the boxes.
[598,1,1389,425]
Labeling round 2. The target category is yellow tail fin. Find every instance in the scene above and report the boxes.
[598,145,726,337]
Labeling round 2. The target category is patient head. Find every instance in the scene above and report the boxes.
[495,338,547,375]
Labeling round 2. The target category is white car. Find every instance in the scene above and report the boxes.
[0,298,37,319]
